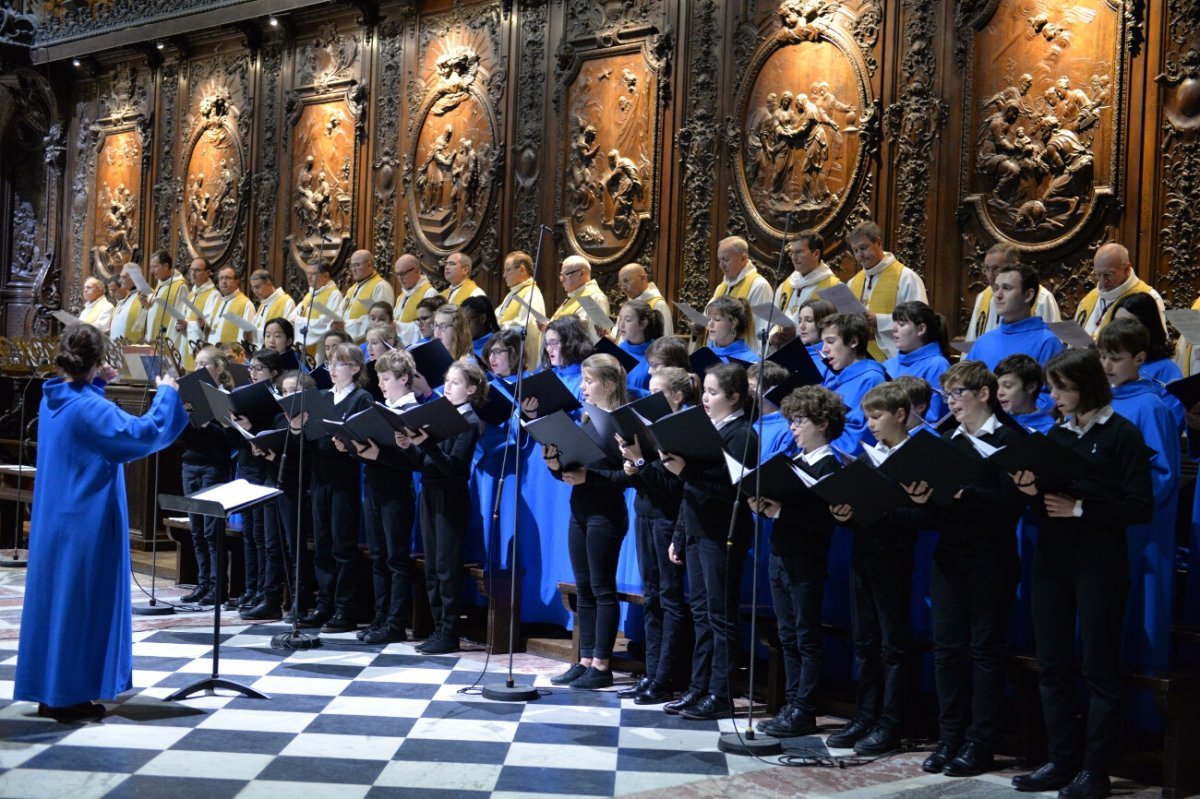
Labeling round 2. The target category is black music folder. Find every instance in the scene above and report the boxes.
[391,396,472,442]
[227,361,251,388]
[611,392,672,458]
[764,370,822,407]
[200,381,236,429]
[766,337,824,386]
[1166,373,1200,412]
[877,430,992,504]
[307,363,333,390]
[475,380,516,426]
[650,405,727,467]
[520,369,583,418]
[689,346,723,377]
[804,458,908,527]
[734,452,828,512]
[229,381,280,432]
[344,405,404,448]
[986,431,1094,492]
[582,403,623,460]
[409,338,455,388]
[276,388,336,441]
[523,410,607,470]
[178,369,218,427]
[592,336,641,374]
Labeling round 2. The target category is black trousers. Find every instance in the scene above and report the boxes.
[769,540,830,714]
[182,461,230,589]
[238,462,283,600]
[685,534,748,699]
[268,481,315,610]
[634,514,686,684]
[568,507,627,660]
[850,538,914,730]
[1032,528,1129,771]
[930,534,1018,747]
[364,482,416,628]
[419,480,469,635]
[311,476,362,615]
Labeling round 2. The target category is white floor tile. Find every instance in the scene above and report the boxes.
[618,726,724,751]
[177,658,279,677]
[235,781,369,799]
[130,643,212,659]
[405,717,519,743]
[503,741,617,770]
[355,666,453,685]
[373,760,502,792]
[518,702,622,727]
[0,768,128,799]
[196,708,317,733]
[248,676,351,696]
[321,696,429,718]
[278,732,403,760]
[135,750,273,780]
[57,724,190,750]
[0,742,48,769]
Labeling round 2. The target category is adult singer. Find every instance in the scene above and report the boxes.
[15,323,187,721]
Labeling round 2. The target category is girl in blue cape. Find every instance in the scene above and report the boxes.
[706,296,761,364]
[882,301,952,422]
[616,299,662,393]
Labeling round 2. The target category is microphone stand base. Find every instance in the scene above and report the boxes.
[481,681,539,702]
[718,730,783,757]
[132,602,174,616]
[271,630,322,651]
[0,549,28,568]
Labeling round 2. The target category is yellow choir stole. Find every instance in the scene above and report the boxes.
[212,293,252,344]
[396,281,431,322]
[776,273,840,311]
[442,279,480,306]
[847,261,903,361]
[1073,280,1154,334]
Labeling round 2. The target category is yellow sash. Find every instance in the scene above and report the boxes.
[499,280,537,325]
[442,279,480,305]
[146,275,186,340]
[397,280,431,322]
[713,267,762,301]
[345,274,385,322]
[79,299,112,326]
[1073,280,1154,335]
[212,292,252,344]
[973,286,993,338]
[777,273,840,311]
[112,295,146,342]
[553,284,604,321]
[296,282,338,319]
[847,261,903,361]
[256,291,293,327]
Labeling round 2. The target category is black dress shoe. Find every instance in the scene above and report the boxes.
[757,704,797,734]
[37,702,106,722]
[1058,770,1110,799]
[853,723,901,755]
[570,667,614,690]
[550,663,588,685]
[634,682,674,705]
[1012,762,1078,792]
[320,613,356,634]
[239,597,283,621]
[943,740,994,777]
[825,717,875,749]
[681,694,733,720]
[358,617,386,640]
[198,588,218,607]
[760,706,818,738]
[618,676,652,699]
[362,624,406,644]
[663,688,703,716]
[296,609,330,628]
[419,633,460,654]
[922,740,960,773]
[180,584,209,603]
[236,590,257,610]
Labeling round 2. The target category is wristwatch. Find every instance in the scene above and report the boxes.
[633,458,646,468]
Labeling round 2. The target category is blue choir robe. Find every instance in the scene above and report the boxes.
[822,358,887,455]
[473,334,489,359]
[1141,357,1185,432]
[1013,409,1056,434]
[619,339,652,393]
[967,315,1064,371]
[1112,379,1180,669]
[807,342,831,382]
[711,338,762,364]
[1186,427,1200,626]
[883,342,950,421]
[754,411,795,462]
[16,379,188,707]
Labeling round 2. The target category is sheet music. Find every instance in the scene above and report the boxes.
[511,293,549,324]
[180,294,206,321]
[124,264,153,295]
[152,297,187,322]
[1167,309,1200,346]
[723,451,753,485]
[309,299,342,322]
[752,302,793,329]
[790,462,819,488]
[51,310,82,327]
[222,311,257,333]
[821,283,869,315]
[191,478,280,510]
[576,294,614,330]
[963,433,1002,458]
[673,301,709,327]
[861,443,887,467]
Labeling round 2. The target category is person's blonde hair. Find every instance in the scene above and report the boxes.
[329,342,368,387]
[196,345,233,389]
[581,353,629,410]
[435,304,472,359]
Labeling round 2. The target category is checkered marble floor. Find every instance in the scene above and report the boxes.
[0,621,787,799]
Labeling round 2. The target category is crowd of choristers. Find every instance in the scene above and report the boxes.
[95,217,1200,799]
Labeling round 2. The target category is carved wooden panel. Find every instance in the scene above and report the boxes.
[179,51,252,272]
[283,23,366,277]
[959,0,1128,255]
[731,2,876,246]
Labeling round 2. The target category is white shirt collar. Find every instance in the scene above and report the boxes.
[800,444,832,465]
[713,410,745,430]
[386,392,417,409]
[863,253,897,278]
[724,264,756,288]
[191,280,215,294]
[332,384,355,404]
[952,413,1001,439]
[632,285,662,303]
[790,263,834,290]
[1098,272,1139,302]
[871,436,907,460]
[401,276,432,297]
[1062,405,1115,436]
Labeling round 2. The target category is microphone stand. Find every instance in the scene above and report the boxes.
[0,371,39,568]
[273,258,322,651]
[719,217,792,757]
[482,223,552,702]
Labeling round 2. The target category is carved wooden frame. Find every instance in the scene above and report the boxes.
[179,116,248,271]
[86,107,152,282]
[728,6,876,248]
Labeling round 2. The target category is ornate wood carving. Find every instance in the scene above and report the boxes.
[958,0,1128,262]
[404,2,504,283]
[1154,0,1200,304]
[153,62,179,263]
[887,0,947,276]
[511,0,549,255]
[676,0,721,310]
[729,1,878,264]
[179,51,252,272]
[372,19,407,274]
[87,63,152,291]
[283,23,367,280]
[565,0,661,47]
[256,42,286,292]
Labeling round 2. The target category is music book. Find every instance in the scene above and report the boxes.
[523,410,607,470]
[611,391,672,457]
[1047,320,1096,350]
[276,388,336,441]
[649,405,726,467]
[177,369,218,426]
[190,479,283,512]
[1165,373,1200,412]
[307,363,333,390]
[229,380,280,431]
[279,349,302,371]
[152,297,187,322]
[820,283,869,315]
[520,369,582,417]
[321,418,358,450]
[222,311,256,334]
[226,361,251,387]
[576,294,614,330]
[592,336,641,374]
[876,430,993,505]
[689,346,723,376]
[767,336,823,380]
[764,370,822,407]
[124,264,153,295]
[732,452,831,512]
[230,421,288,455]
[122,351,163,382]
[199,381,236,428]
[1166,309,1200,346]
[409,338,455,388]
[52,310,81,327]
[344,404,404,448]
[180,294,207,323]
[673,301,710,327]
[475,382,515,426]
[390,396,473,442]
[582,402,622,460]
[986,431,1093,492]
[804,458,907,527]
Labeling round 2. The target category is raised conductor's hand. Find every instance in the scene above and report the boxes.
[155,373,179,391]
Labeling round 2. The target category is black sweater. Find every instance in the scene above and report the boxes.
[313,387,375,486]
[549,417,629,517]
[771,451,840,558]
[678,415,758,546]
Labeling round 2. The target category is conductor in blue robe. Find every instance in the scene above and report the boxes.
[15,324,188,721]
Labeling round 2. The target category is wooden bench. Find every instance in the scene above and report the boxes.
[556,581,646,673]
[163,516,245,597]
[411,557,519,654]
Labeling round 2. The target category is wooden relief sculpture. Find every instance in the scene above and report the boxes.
[284,23,366,273]
[732,1,874,242]
[406,42,499,254]
[960,0,1127,250]
[181,78,246,268]
[558,40,664,264]
[90,64,149,278]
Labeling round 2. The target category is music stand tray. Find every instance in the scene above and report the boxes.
[158,481,283,702]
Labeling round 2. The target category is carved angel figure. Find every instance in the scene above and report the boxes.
[603,149,643,240]
[418,125,457,213]
[567,119,601,222]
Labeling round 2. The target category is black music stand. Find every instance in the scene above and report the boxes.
[158,483,282,702]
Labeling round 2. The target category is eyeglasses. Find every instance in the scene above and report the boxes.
[397,269,417,278]
[416,315,433,323]
[434,322,453,331]
[788,416,811,427]
[545,340,562,349]
[247,364,268,373]
[943,387,977,400]
[560,269,583,279]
